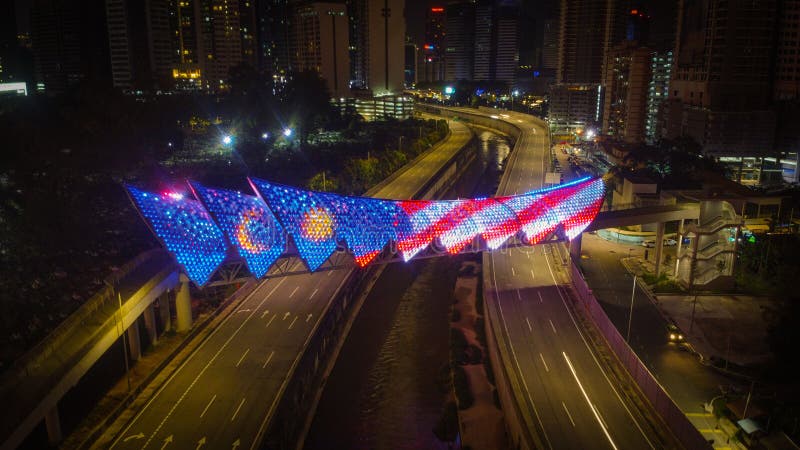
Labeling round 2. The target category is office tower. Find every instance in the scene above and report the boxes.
[660,0,777,160]
[421,5,446,83]
[239,0,257,68]
[292,2,350,98]
[548,83,602,133]
[444,1,474,81]
[494,0,519,83]
[206,0,243,90]
[602,41,651,143]
[473,0,493,81]
[774,0,800,100]
[105,0,174,91]
[645,50,672,144]
[31,0,110,94]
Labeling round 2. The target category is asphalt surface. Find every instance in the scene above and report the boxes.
[450,107,657,449]
[107,120,473,450]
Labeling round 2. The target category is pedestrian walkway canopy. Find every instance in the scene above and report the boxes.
[126,177,605,285]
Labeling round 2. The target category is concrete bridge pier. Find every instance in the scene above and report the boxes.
[654,222,666,276]
[175,274,193,332]
[143,302,158,346]
[569,233,583,262]
[158,292,171,332]
[127,318,142,361]
[45,404,62,445]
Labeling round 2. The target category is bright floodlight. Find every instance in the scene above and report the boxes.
[261,132,269,140]
[586,129,596,139]
[222,135,233,145]
[283,128,293,137]
[512,89,520,96]
[444,86,455,95]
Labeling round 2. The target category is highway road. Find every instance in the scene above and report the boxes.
[449,107,660,449]
[105,120,473,450]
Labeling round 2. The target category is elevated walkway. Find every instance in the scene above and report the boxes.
[588,204,700,231]
[0,250,180,449]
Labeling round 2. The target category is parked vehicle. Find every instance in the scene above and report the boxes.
[641,240,656,248]
[663,238,678,246]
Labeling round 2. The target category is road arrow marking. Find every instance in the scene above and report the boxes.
[195,436,207,450]
[283,312,290,320]
[160,435,173,450]
[306,313,313,322]
[123,433,145,442]
[260,309,270,319]
[232,438,241,449]
[236,309,251,313]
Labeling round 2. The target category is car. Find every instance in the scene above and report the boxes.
[663,238,678,246]
[641,240,656,248]
[667,324,685,343]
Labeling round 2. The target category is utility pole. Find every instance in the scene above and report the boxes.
[627,275,636,342]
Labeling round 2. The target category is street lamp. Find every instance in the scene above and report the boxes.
[222,135,233,146]
[283,128,293,137]
[261,132,269,140]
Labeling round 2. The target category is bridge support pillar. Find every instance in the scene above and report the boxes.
[127,317,141,361]
[143,302,158,346]
[654,222,666,276]
[45,404,62,445]
[158,292,171,332]
[674,219,685,276]
[569,233,582,262]
[175,275,193,332]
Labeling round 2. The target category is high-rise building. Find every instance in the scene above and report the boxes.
[206,0,243,90]
[31,0,110,94]
[291,2,350,98]
[602,41,651,143]
[556,0,626,85]
[105,0,174,92]
[444,1,474,82]
[420,5,446,83]
[404,37,417,87]
[0,0,17,83]
[645,50,672,144]
[257,0,292,75]
[548,83,602,135]
[540,18,558,70]
[366,0,405,94]
[494,0,518,83]
[774,0,800,100]
[660,0,777,159]
[239,0,257,68]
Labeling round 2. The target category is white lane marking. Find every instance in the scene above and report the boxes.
[309,288,318,300]
[549,319,557,334]
[200,394,216,419]
[516,289,522,301]
[526,317,532,331]
[489,254,553,449]
[230,397,246,422]
[530,269,535,279]
[235,348,250,368]
[306,313,313,322]
[327,271,333,277]
[512,267,516,276]
[542,249,655,449]
[260,309,270,319]
[289,286,299,298]
[563,351,618,450]
[537,291,544,303]
[262,350,275,369]
[265,315,276,328]
[539,353,549,372]
[562,402,576,427]
[288,316,298,330]
[128,277,284,450]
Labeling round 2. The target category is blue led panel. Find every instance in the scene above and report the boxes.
[249,178,339,271]
[126,186,227,285]
[190,182,286,278]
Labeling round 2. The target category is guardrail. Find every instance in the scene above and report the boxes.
[570,262,711,449]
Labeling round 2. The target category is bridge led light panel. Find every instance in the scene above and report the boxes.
[126,177,604,285]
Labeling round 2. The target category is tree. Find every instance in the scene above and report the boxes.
[280,70,337,144]
[307,171,339,192]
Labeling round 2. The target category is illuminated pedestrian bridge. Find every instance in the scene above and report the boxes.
[126,177,605,285]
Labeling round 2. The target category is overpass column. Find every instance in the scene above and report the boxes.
[175,274,193,332]
[158,292,172,332]
[654,222,666,276]
[143,302,158,345]
[45,404,62,445]
[674,219,685,276]
[569,233,583,262]
[127,318,141,361]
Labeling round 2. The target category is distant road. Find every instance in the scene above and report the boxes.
[448,107,658,449]
[104,120,473,450]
